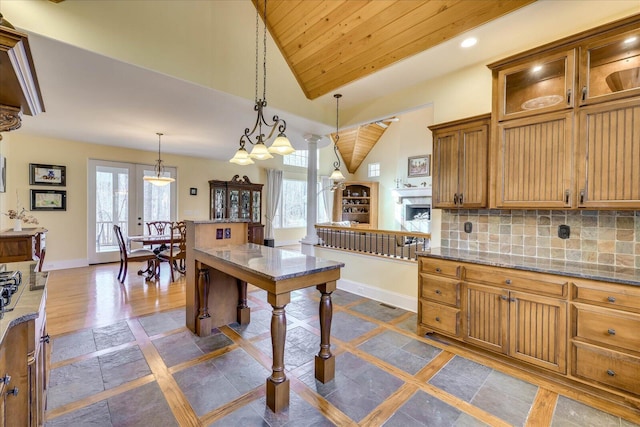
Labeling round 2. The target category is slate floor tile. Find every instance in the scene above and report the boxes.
[551,395,632,427]
[428,356,492,402]
[330,289,364,306]
[358,330,441,374]
[108,381,178,427]
[47,357,104,410]
[51,329,96,363]
[44,400,112,427]
[385,389,463,426]
[207,403,267,426]
[329,311,378,342]
[99,345,151,389]
[137,308,186,336]
[350,299,408,322]
[153,329,233,367]
[93,320,135,351]
[394,314,418,334]
[249,390,335,427]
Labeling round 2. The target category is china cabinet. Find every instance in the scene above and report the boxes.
[332,182,378,229]
[429,114,490,209]
[209,175,263,244]
[488,14,640,209]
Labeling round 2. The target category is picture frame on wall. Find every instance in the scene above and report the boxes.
[29,163,66,186]
[407,155,430,178]
[31,189,67,211]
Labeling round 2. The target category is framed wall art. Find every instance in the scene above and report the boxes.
[29,163,66,186]
[31,189,67,211]
[407,155,430,178]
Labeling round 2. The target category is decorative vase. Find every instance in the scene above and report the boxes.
[13,219,22,232]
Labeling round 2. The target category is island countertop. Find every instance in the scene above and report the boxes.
[0,261,47,344]
[417,248,640,286]
[194,243,345,282]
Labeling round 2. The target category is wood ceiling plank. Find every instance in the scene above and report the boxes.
[274,1,350,47]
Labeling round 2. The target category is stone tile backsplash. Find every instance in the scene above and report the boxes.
[440,210,640,268]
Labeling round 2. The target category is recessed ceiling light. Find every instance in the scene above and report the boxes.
[461,37,477,48]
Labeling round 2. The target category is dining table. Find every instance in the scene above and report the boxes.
[127,234,179,279]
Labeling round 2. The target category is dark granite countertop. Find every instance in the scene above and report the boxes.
[417,248,640,286]
[0,262,47,344]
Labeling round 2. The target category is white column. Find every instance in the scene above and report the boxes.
[301,134,322,246]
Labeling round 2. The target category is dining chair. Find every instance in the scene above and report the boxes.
[157,221,186,282]
[113,224,158,283]
[145,221,173,252]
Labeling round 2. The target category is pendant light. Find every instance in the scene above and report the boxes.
[229,0,294,165]
[329,94,346,182]
[143,132,175,186]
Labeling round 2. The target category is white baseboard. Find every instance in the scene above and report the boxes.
[42,258,89,271]
[337,278,417,313]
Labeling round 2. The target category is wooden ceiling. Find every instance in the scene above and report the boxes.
[255,0,536,100]
[254,0,536,172]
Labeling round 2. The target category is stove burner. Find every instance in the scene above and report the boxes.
[0,270,23,318]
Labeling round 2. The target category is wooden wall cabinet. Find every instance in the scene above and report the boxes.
[488,15,640,209]
[209,175,263,244]
[333,181,379,228]
[0,229,46,265]
[429,114,490,209]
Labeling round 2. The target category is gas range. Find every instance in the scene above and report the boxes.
[0,270,23,319]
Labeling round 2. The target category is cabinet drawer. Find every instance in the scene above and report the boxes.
[573,342,640,395]
[419,258,460,278]
[420,274,460,307]
[572,281,640,313]
[574,306,640,352]
[464,265,567,297]
[419,300,460,336]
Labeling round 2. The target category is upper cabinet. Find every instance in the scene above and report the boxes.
[579,29,640,105]
[429,114,490,209]
[497,50,575,121]
[488,14,640,209]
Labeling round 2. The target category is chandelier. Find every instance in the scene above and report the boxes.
[329,93,346,183]
[229,0,294,165]
[143,132,175,186]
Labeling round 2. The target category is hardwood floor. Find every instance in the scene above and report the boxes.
[44,262,640,426]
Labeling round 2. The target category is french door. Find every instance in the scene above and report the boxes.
[87,159,177,264]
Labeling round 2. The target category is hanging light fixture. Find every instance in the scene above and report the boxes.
[143,132,175,186]
[329,93,346,182]
[230,0,294,165]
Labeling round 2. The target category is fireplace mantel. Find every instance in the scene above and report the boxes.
[392,187,432,203]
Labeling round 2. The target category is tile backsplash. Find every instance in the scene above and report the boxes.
[441,210,640,268]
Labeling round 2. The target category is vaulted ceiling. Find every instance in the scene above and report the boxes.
[253,0,536,170]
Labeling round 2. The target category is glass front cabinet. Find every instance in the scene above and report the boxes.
[209,175,263,244]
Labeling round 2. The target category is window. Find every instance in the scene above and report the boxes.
[368,162,380,177]
[273,179,307,228]
[284,150,308,168]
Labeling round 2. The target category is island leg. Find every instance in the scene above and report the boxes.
[266,292,290,413]
[196,268,212,336]
[315,281,336,383]
[236,279,250,324]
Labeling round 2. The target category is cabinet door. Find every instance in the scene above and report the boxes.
[497,49,575,121]
[240,190,251,220]
[577,99,640,208]
[228,189,239,220]
[509,291,567,373]
[212,187,226,220]
[579,28,640,106]
[432,129,459,208]
[459,124,488,208]
[463,283,508,354]
[251,190,261,223]
[496,111,574,208]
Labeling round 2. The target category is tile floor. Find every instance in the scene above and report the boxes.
[45,287,640,426]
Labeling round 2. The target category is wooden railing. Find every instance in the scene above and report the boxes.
[314,224,430,261]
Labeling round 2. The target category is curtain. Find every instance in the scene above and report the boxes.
[321,176,333,222]
[265,169,283,240]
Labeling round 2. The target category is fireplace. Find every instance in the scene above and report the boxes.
[406,204,431,221]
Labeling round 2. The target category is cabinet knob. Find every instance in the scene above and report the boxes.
[581,86,587,101]
[606,369,615,377]
[453,194,458,205]
[459,193,463,205]
[6,387,18,397]
[435,317,441,322]
[435,268,441,273]
[505,279,512,285]
[41,334,50,344]
[607,296,616,303]
[0,375,10,385]
[607,329,616,335]
[435,289,442,295]
[500,295,508,301]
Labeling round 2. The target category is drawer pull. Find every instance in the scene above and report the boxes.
[435,289,442,295]
[500,295,508,301]
[41,334,50,344]
[435,268,442,273]
[6,387,18,397]
[505,279,512,285]
[607,296,616,303]
[0,375,10,385]
[607,329,616,335]
[607,369,615,377]
[435,317,441,322]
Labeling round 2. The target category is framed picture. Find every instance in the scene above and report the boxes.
[0,155,5,193]
[407,155,431,178]
[31,189,67,211]
[29,163,66,186]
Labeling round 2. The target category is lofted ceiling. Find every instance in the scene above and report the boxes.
[254,0,536,170]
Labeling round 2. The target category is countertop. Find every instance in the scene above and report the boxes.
[0,227,48,237]
[417,248,640,286]
[0,261,47,344]
[194,243,344,282]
